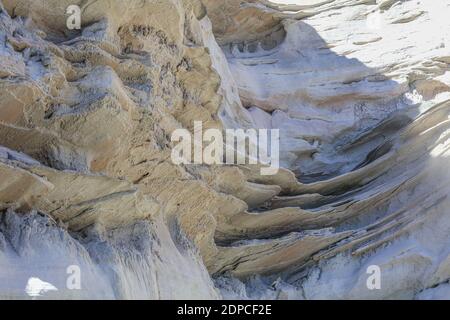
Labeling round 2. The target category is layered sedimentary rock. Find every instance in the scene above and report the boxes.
[0,0,450,299]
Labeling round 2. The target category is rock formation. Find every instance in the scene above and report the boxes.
[0,0,450,299]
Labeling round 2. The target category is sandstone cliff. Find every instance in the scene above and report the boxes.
[0,0,450,299]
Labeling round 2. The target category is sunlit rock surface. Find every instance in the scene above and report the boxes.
[0,0,450,299]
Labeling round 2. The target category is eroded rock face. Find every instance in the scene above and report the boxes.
[0,0,450,299]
